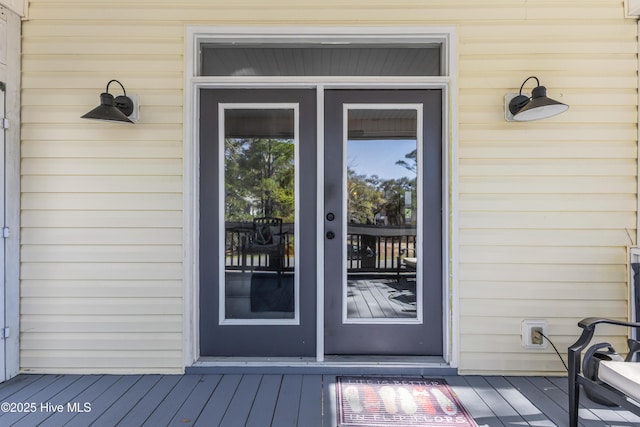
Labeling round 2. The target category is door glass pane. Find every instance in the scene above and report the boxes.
[346,108,419,321]
[222,108,296,321]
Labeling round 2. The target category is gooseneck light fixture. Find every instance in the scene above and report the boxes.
[506,76,568,122]
[81,79,138,124]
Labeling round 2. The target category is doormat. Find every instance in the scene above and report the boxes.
[336,376,478,427]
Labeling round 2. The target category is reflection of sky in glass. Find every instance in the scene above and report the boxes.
[347,139,417,180]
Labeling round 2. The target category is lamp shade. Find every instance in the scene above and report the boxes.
[507,76,568,122]
[81,80,135,124]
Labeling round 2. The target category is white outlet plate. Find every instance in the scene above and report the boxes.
[522,319,548,349]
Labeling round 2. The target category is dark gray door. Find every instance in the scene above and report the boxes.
[199,89,317,357]
[324,89,443,355]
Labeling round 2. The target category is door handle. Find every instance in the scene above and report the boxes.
[326,231,335,240]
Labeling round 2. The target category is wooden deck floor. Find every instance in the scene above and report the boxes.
[0,373,638,426]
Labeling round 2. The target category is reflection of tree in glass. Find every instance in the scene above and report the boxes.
[225,138,295,222]
[395,149,417,174]
[348,150,417,226]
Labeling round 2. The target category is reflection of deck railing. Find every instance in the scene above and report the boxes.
[347,224,416,272]
[225,222,415,272]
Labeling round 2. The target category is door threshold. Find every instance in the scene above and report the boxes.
[187,356,456,375]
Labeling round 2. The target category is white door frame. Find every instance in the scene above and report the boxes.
[0,6,21,382]
[0,84,6,383]
[183,25,458,368]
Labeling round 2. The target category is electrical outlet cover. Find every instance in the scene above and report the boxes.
[522,319,549,349]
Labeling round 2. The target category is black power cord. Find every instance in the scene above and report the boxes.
[536,330,569,371]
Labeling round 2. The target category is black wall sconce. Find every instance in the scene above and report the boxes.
[505,76,568,122]
[81,79,139,124]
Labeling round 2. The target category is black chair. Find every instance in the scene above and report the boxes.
[568,317,640,427]
[241,217,285,277]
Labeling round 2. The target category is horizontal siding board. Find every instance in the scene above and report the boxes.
[21,246,182,263]
[459,229,635,246]
[21,211,182,228]
[459,159,637,176]
[22,21,185,38]
[22,159,182,176]
[21,315,183,333]
[21,194,182,211]
[22,140,182,158]
[458,194,637,212]
[21,280,182,298]
[458,125,637,141]
[21,298,183,316]
[21,333,182,351]
[459,245,627,264]
[23,40,184,55]
[457,263,626,282]
[21,262,182,280]
[460,299,627,318]
[458,176,637,194]
[459,141,637,160]
[20,350,183,370]
[21,124,183,141]
[22,55,184,73]
[459,282,627,301]
[459,211,636,229]
[22,228,182,245]
[22,176,183,193]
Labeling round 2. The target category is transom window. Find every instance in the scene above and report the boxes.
[200,43,442,77]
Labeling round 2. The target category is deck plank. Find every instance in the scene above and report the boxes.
[245,374,282,427]
[141,374,204,427]
[463,376,527,426]
[297,374,323,427]
[64,375,143,427]
[0,375,83,426]
[13,375,101,427]
[190,374,241,426]
[444,375,506,427]
[170,373,224,426]
[116,375,183,426]
[323,375,338,427]
[0,374,45,401]
[484,376,556,426]
[271,374,303,427]
[218,374,263,427]
[90,375,163,426]
[506,376,576,427]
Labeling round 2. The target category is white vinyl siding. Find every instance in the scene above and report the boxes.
[20,0,637,374]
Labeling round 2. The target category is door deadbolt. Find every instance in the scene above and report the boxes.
[326,212,335,221]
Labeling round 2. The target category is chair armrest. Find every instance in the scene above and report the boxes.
[578,317,640,331]
[569,318,640,366]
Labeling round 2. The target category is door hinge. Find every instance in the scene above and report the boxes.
[2,227,9,238]
[1,118,8,129]
[1,328,9,339]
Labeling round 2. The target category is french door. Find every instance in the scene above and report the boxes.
[199,88,442,358]
[323,90,443,356]
[199,89,317,357]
